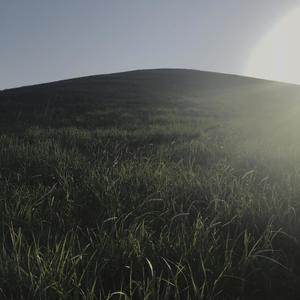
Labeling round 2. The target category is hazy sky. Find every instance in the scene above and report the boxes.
[0,1,298,89]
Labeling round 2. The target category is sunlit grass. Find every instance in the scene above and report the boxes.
[2,70,300,299]
[2,119,300,299]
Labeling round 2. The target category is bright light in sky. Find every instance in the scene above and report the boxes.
[0,1,297,89]
[245,6,300,84]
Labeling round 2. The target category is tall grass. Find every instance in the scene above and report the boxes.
[2,118,300,299]
[2,70,300,299]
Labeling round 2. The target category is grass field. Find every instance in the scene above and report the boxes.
[2,69,300,299]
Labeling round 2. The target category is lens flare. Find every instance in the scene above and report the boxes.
[244,7,300,84]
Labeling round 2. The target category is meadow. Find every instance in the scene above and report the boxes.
[1,69,300,299]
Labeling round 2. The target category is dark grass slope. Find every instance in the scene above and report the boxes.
[2,69,300,299]
[0,69,284,129]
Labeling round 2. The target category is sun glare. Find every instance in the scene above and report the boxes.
[245,7,300,84]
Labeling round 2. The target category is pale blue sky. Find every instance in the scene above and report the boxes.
[0,1,297,89]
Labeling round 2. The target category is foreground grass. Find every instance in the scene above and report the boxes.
[2,70,300,299]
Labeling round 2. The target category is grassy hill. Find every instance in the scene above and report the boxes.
[2,69,300,299]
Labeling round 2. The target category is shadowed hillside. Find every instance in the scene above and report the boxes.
[2,69,300,139]
[2,69,300,299]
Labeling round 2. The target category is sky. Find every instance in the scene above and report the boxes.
[0,1,298,89]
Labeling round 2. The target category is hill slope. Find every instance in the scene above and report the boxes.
[1,69,300,138]
[2,69,300,299]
